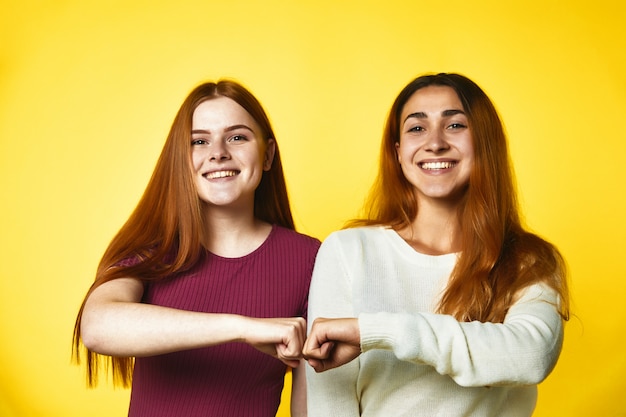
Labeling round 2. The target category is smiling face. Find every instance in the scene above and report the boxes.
[396,85,474,206]
[191,96,275,210]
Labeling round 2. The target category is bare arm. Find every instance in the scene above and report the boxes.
[80,277,306,367]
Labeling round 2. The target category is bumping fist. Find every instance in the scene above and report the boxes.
[303,318,361,372]
[244,317,307,368]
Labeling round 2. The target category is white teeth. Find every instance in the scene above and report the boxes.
[205,170,237,179]
[421,161,456,170]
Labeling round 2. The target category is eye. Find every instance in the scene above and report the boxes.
[407,125,425,133]
[191,138,208,145]
[228,134,248,143]
[447,122,467,130]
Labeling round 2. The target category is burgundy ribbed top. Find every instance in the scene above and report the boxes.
[127,225,320,417]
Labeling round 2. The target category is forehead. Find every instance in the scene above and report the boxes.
[192,96,259,130]
[401,86,463,117]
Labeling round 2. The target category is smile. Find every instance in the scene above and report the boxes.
[419,161,457,170]
[204,170,239,179]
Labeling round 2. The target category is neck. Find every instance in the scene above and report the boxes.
[399,198,462,255]
[201,204,272,258]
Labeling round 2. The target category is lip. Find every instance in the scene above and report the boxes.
[203,169,240,180]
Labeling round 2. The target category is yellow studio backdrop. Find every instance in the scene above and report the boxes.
[1,0,624,415]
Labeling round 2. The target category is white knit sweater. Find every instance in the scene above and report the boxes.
[306,226,564,417]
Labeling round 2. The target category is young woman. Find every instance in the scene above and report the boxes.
[73,80,320,417]
[303,73,569,416]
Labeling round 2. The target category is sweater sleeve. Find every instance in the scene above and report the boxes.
[359,284,564,387]
[306,233,361,417]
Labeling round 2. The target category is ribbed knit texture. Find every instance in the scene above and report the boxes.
[128,225,320,417]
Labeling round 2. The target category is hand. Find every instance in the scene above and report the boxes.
[242,317,307,368]
[303,317,361,372]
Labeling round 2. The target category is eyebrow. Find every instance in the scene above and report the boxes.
[403,109,465,123]
[191,124,255,135]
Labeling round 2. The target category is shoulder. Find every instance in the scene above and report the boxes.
[324,226,389,246]
[271,225,321,251]
[316,226,390,260]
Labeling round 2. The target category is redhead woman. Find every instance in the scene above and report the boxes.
[303,73,569,417]
[73,80,319,417]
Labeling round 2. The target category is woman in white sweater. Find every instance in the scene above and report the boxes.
[303,73,570,416]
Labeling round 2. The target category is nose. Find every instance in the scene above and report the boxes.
[209,140,230,161]
[423,130,449,153]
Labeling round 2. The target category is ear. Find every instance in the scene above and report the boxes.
[395,141,401,163]
[263,138,276,171]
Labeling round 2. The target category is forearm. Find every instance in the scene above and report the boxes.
[81,301,249,356]
[80,277,306,362]
[359,284,564,387]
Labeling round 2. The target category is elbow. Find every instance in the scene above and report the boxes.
[528,368,552,385]
[524,328,564,384]
[524,350,561,384]
[80,320,108,354]
[499,314,565,385]
[79,309,118,355]
[451,365,552,388]
[79,297,127,355]
[513,362,552,386]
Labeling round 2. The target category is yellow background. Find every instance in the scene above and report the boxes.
[1,0,624,415]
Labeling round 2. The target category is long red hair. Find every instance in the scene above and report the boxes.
[349,73,569,323]
[72,80,294,387]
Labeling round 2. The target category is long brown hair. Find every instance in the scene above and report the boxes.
[349,73,569,323]
[72,79,294,387]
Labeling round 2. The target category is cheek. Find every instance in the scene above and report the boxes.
[191,149,205,170]
[250,146,267,168]
[396,142,416,164]
[464,134,475,157]
[465,149,475,169]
